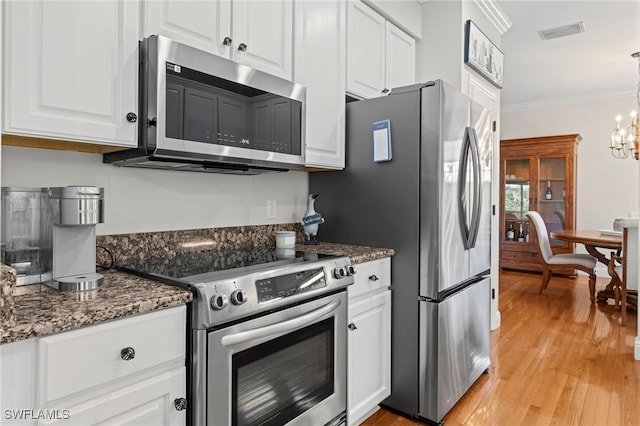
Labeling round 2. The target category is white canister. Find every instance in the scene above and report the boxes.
[275,231,296,249]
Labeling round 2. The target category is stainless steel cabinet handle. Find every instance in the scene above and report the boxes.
[238,43,248,52]
[369,274,379,282]
[348,323,357,331]
[222,36,232,46]
[120,347,135,361]
[174,398,188,411]
[126,112,137,123]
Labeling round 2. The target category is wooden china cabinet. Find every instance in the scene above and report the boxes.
[499,134,581,272]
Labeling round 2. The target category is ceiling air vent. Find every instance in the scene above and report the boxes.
[537,22,585,40]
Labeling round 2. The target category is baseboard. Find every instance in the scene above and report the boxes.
[491,310,501,331]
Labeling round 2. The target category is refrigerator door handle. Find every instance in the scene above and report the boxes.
[467,127,482,249]
[457,128,472,248]
[458,126,482,249]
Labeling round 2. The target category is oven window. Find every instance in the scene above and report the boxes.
[232,317,335,426]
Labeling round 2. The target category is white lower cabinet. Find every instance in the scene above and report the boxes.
[347,258,391,426]
[37,368,186,426]
[0,306,187,426]
[0,338,38,426]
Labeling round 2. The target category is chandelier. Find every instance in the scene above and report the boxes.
[610,51,640,160]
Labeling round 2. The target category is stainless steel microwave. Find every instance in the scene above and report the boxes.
[104,35,306,175]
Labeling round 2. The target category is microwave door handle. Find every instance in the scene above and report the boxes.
[220,299,342,347]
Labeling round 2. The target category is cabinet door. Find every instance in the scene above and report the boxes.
[347,1,386,99]
[0,339,38,426]
[3,1,139,147]
[143,0,232,57]
[232,0,293,80]
[294,0,346,169]
[536,156,570,249]
[37,368,186,426]
[385,21,416,91]
[347,290,391,426]
[503,157,532,242]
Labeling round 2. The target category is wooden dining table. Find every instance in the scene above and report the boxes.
[549,229,622,303]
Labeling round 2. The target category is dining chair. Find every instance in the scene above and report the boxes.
[525,211,598,301]
[608,251,626,325]
[607,219,638,326]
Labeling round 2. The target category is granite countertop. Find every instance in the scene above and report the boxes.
[1,269,192,345]
[1,241,393,346]
[297,242,395,264]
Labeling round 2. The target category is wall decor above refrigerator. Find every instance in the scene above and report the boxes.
[464,20,504,89]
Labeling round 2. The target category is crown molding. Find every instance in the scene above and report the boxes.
[472,0,512,35]
[501,90,638,113]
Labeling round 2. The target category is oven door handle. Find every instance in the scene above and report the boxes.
[220,299,342,347]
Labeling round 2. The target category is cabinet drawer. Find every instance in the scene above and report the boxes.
[501,249,538,262]
[38,305,186,404]
[349,258,391,301]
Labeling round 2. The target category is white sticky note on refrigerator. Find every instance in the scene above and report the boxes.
[372,120,392,162]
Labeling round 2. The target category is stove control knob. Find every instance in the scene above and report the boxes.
[346,265,356,276]
[333,267,346,279]
[210,293,228,311]
[230,289,247,306]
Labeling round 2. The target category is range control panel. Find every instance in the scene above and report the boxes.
[256,267,326,303]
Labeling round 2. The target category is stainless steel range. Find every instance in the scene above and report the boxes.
[117,247,355,426]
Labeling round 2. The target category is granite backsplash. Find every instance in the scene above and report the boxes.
[96,223,305,265]
[1,264,17,329]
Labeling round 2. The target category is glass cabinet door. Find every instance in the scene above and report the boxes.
[504,159,530,243]
[537,157,566,245]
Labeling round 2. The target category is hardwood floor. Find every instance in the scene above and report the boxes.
[361,270,640,426]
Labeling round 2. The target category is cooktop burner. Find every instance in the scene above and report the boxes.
[116,246,335,282]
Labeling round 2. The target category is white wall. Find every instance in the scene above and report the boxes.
[501,95,639,233]
[1,146,309,235]
[416,0,463,87]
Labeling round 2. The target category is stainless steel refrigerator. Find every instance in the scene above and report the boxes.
[309,80,492,424]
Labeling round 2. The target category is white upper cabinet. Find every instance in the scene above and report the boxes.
[385,21,416,91]
[347,1,416,99]
[347,1,386,99]
[295,0,346,169]
[144,0,293,80]
[143,1,231,57]
[3,1,140,147]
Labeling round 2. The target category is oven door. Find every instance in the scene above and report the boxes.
[207,291,347,426]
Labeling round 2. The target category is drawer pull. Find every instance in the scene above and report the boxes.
[120,347,136,361]
[348,323,357,331]
[174,398,188,411]
[369,275,379,282]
